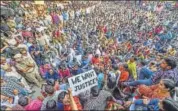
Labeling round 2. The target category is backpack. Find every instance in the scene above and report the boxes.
[107,72,117,89]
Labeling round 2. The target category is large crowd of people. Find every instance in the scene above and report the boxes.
[1,1,178,111]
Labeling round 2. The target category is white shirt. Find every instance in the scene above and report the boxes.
[17,43,28,50]
[76,10,80,16]
[70,10,75,19]
[173,22,178,28]
[95,48,101,56]
[26,27,31,31]
[46,15,52,23]
[36,37,46,46]
[70,48,76,57]
[59,15,63,22]
[88,54,93,61]
[57,3,64,10]
[14,95,19,105]
[167,45,172,51]
[5,67,20,78]
[75,55,82,64]
[36,26,47,32]
[86,7,91,14]
[6,38,17,46]
[1,100,15,108]
[39,20,44,26]
[43,34,51,46]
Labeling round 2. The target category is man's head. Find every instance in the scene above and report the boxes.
[49,69,54,75]
[82,54,88,60]
[72,63,79,70]
[32,41,37,46]
[44,64,51,69]
[112,64,118,71]
[140,60,147,67]
[44,45,49,50]
[130,56,137,62]
[18,97,29,107]
[95,54,99,58]
[20,49,27,56]
[46,100,57,110]
[2,63,12,72]
[119,63,128,71]
[14,54,22,62]
[160,98,178,111]
[91,86,100,97]
[0,56,6,64]
[46,79,55,86]
[149,61,156,67]
[58,91,70,105]
[36,31,42,38]
[45,85,55,95]
[160,58,177,70]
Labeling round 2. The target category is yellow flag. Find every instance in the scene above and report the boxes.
[34,1,44,4]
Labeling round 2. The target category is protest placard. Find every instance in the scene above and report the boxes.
[68,70,98,96]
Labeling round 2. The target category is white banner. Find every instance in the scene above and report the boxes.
[68,70,98,96]
[34,1,44,5]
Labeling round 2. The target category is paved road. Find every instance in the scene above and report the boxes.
[28,80,45,99]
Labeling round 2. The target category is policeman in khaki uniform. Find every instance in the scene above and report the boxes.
[14,53,43,87]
